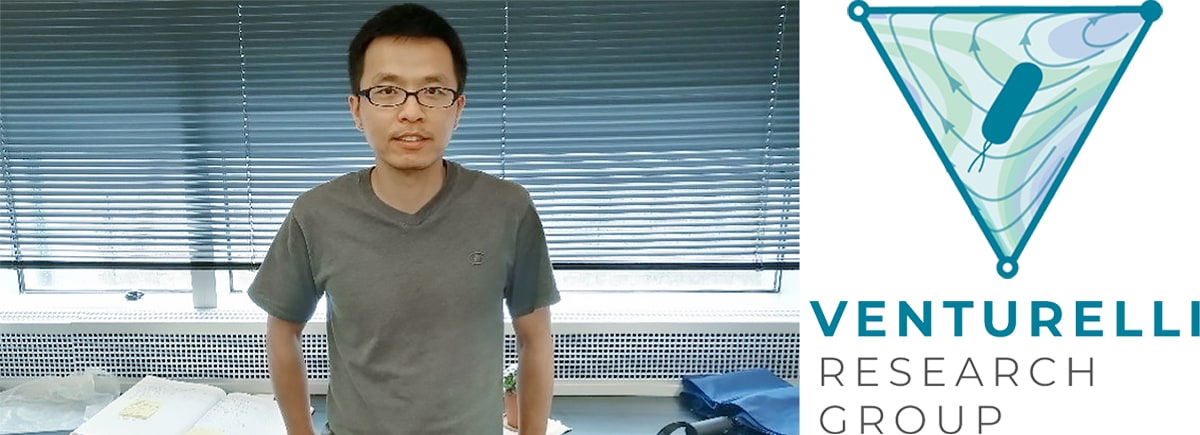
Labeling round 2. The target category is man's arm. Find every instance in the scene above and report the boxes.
[266,314,317,435]
[513,306,554,435]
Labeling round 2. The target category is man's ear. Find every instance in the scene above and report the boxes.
[348,94,363,130]
[453,94,467,130]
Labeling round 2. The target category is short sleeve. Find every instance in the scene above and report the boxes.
[504,201,561,318]
[248,209,323,324]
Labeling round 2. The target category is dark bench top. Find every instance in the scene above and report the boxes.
[14,395,698,435]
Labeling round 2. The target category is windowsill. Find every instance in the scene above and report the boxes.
[0,276,798,327]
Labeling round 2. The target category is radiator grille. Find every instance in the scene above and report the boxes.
[2,334,75,377]
[2,331,797,382]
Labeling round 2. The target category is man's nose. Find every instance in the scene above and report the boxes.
[395,95,425,122]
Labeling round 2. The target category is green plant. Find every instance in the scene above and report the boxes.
[502,363,518,394]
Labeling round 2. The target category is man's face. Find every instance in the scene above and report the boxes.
[349,36,464,173]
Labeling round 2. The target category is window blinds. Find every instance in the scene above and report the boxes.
[0,1,798,274]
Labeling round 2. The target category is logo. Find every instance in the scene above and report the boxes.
[848,0,1161,278]
[469,250,485,265]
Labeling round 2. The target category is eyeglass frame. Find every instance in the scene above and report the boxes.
[353,85,463,109]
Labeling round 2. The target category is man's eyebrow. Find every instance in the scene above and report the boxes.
[368,73,452,86]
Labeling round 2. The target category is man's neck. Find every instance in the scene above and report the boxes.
[370,160,446,215]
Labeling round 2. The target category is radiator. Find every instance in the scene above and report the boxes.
[0,308,798,396]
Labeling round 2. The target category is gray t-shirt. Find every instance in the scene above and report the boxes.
[248,160,560,435]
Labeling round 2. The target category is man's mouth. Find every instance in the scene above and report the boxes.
[391,133,430,148]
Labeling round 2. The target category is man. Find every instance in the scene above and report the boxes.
[248,4,560,434]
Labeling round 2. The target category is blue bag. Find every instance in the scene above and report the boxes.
[659,368,799,435]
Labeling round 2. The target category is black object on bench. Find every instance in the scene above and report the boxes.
[656,416,737,435]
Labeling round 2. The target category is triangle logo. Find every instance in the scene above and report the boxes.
[848,1,1162,278]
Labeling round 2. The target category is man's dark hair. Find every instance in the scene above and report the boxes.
[348,3,467,93]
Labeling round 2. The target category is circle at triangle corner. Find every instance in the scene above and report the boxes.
[1140,1,1162,22]
[997,259,1019,279]
[848,1,871,22]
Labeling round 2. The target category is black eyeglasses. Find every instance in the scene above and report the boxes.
[354,85,461,108]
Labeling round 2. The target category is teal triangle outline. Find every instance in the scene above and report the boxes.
[848,1,1161,278]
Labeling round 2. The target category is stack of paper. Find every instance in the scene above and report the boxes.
[71,376,287,435]
[502,417,571,435]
